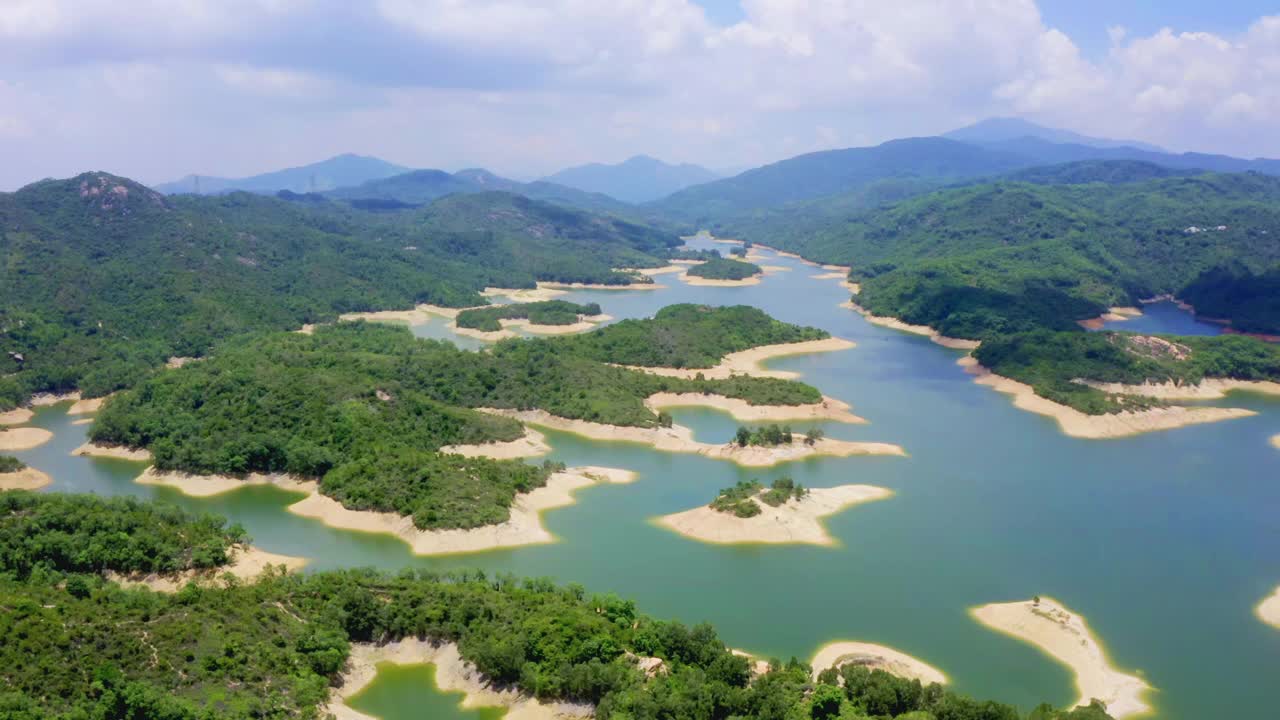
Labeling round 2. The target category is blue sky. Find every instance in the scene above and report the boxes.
[0,1,1277,189]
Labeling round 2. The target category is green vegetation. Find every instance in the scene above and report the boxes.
[90,322,820,527]
[0,174,678,411]
[733,424,795,447]
[687,257,763,281]
[455,300,603,332]
[0,455,25,473]
[974,330,1280,413]
[760,477,808,506]
[554,304,828,369]
[0,492,246,578]
[1180,266,1280,334]
[710,477,810,517]
[669,248,722,262]
[0,493,1112,720]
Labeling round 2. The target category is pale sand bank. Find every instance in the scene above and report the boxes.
[482,286,568,302]
[618,337,856,380]
[656,484,893,546]
[67,395,109,414]
[448,314,612,342]
[139,466,638,556]
[681,274,762,287]
[107,546,308,593]
[1256,586,1280,629]
[630,264,686,276]
[328,639,592,720]
[730,649,774,677]
[73,442,153,461]
[1272,434,1280,450]
[843,301,979,350]
[341,303,472,324]
[440,428,552,459]
[538,280,661,291]
[959,357,1254,439]
[72,418,93,426]
[0,408,33,426]
[29,391,80,407]
[0,467,53,491]
[810,642,947,685]
[645,392,866,424]
[811,271,847,280]
[482,409,904,467]
[971,598,1151,719]
[449,324,517,341]
[0,427,53,451]
[1077,378,1280,401]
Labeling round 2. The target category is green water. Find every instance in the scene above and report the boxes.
[8,238,1279,719]
[345,663,505,720]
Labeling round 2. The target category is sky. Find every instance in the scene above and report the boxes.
[1,1,1278,190]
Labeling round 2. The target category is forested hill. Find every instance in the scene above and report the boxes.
[326,166,635,214]
[729,171,1280,338]
[0,173,677,410]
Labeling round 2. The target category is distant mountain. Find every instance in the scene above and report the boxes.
[944,118,1165,153]
[978,136,1280,176]
[1002,159,1205,185]
[326,168,634,215]
[154,154,409,195]
[543,155,720,203]
[648,137,1034,225]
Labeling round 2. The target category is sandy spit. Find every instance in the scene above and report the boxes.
[504,314,613,336]
[72,418,93,426]
[327,639,593,720]
[971,598,1151,719]
[810,642,948,685]
[655,484,893,546]
[959,357,1254,439]
[72,442,153,461]
[1256,586,1280,629]
[680,273,762,287]
[481,409,904,467]
[138,466,638,556]
[341,303,475,324]
[645,392,866,424]
[0,467,53,491]
[107,545,308,593]
[0,408,34,426]
[482,286,568,302]
[0,427,54,451]
[28,392,80,407]
[67,395,109,414]
[629,265,686,276]
[449,324,518,341]
[440,428,552,459]
[842,301,980,350]
[1076,378,1280,401]
[811,271,847,280]
[617,337,856,380]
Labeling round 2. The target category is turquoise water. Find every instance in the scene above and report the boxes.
[8,238,1279,719]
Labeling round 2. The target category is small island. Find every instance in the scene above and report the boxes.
[683,257,764,286]
[1257,586,1280,630]
[453,300,607,339]
[656,478,893,545]
[0,455,51,491]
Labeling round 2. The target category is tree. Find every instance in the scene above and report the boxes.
[735,426,752,447]
[804,428,825,446]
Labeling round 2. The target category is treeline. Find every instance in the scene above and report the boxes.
[90,322,821,528]
[0,174,679,410]
[687,257,763,280]
[0,493,1113,720]
[1180,265,1280,334]
[553,304,828,368]
[455,300,603,331]
[0,455,25,473]
[974,330,1280,413]
[709,478,808,517]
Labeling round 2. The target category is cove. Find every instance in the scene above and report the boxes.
[8,237,1279,719]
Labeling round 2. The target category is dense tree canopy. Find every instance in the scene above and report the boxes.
[687,257,763,281]
[455,300,603,332]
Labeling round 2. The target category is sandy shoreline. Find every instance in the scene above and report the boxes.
[537,280,661,291]
[481,408,904,466]
[440,428,552,459]
[810,642,947,685]
[1256,586,1280,629]
[0,467,53,491]
[842,301,980,350]
[0,427,54,451]
[971,597,1151,719]
[0,408,34,426]
[341,303,473,325]
[73,442,153,461]
[1271,434,1280,450]
[1078,307,1144,330]
[29,391,81,407]
[481,286,568,302]
[328,639,592,720]
[67,396,109,414]
[656,484,893,546]
[449,314,613,342]
[107,545,309,592]
[645,392,866,424]
[618,337,856,380]
[959,357,1255,439]
[138,466,638,556]
[1077,378,1280,401]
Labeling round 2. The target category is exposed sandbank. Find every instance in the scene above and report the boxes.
[959,357,1255,439]
[618,337,856,380]
[811,271,847,280]
[139,466,638,556]
[327,639,592,720]
[28,391,81,407]
[0,427,53,451]
[481,408,904,466]
[1272,434,1280,450]
[629,264,686,276]
[0,467,53,491]
[681,273,762,287]
[482,286,568,302]
[810,642,947,685]
[0,408,34,426]
[656,484,893,546]
[72,418,93,426]
[970,597,1151,719]
[1078,307,1144,330]
[67,395,108,414]
[106,545,309,593]
[341,303,473,324]
[1077,378,1280,401]
[645,392,866,424]
[72,442,153,461]
[1256,586,1280,629]
[440,428,552,459]
[448,314,613,342]
[843,301,980,350]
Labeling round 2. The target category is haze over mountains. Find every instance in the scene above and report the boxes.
[541,155,720,203]
[153,154,408,195]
